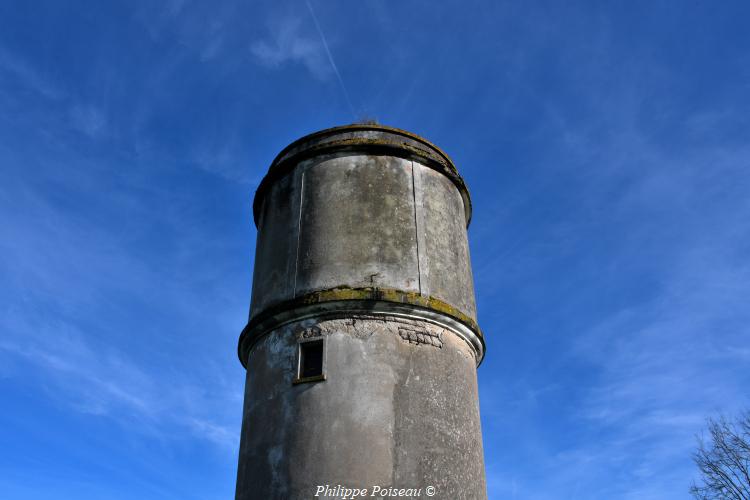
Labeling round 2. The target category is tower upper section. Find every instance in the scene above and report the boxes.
[240,124,483,366]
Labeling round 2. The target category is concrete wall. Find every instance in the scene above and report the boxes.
[236,316,486,499]
[250,154,476,320]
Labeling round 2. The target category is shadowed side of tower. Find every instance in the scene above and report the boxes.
[235,124,487,500]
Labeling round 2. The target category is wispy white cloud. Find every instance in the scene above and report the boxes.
[0,135,247,451]
[250,15,330,80]
[577,124,746,498]
[476,23,750,495]
[0,46,115,146]
[0,46,64,100]
[0,308,240,449]
[188,131,260,185]
[70,104,108,138]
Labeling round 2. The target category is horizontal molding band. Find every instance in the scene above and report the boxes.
[238,287,485,369]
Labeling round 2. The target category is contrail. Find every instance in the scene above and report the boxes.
[305,0,356,119]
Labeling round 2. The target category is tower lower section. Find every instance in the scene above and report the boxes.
[235,312,486,500]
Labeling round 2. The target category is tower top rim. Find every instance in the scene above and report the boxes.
[252,123,473,228]
[269,123,458,174]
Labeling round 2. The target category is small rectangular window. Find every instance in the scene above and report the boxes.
[294,338,326,384]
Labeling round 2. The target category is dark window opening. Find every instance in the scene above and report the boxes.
[295,339,325,384]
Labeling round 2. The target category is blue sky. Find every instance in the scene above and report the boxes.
[1,1,749,499]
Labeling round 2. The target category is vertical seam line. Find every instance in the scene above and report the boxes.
[293,168,305,297]
[411,160,422,294]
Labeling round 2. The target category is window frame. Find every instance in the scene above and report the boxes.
[293,337,327,385]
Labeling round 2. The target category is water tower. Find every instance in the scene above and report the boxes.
[235,124,487,499]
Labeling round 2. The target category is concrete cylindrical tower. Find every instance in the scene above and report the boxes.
[235,124,486,500]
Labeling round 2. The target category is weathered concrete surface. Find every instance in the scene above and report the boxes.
[249,145,477,322]
[416,164,476,318]
[295,155,419,295]
[250,166,302,315]
[237,124,487,500]
[236,316,486,500]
